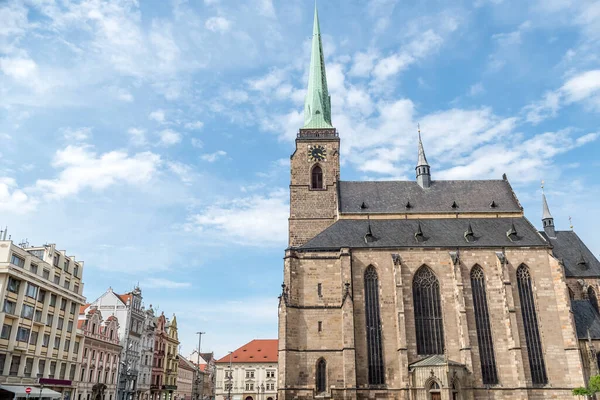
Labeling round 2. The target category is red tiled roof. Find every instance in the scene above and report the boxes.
[199,364,207,372]
[77,320,85,329]
[216,339,277,363]
[79,304,90,314]
[117,294,131,305]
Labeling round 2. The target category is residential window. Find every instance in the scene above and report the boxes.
[59,362,66,379]
[17,327,30,342]
[57,317,64,330]
[43,269,50,279]
[50,294,57,307]
[34,309,42,322]
[29,331,39,345]
[38,359,46,377]
[30,264,38,274]
[64,260,69,273]
[11,254,25,268]
[80,367,86,382]
[67,320,73,332]
[0,354,5,375]
[38,289,46,303]
[21,304,34,319]
[28,249,44,260]
[1,324,12,339]
[25,357,34,377]
[49,361,56,378]
[9,355,21,376]
[60,298,67,311]
[74,284,80,294]
[246,370,255,378]
[3,300,16,314]
[70,364,76,380]
[74,341,80,354]
[70,302,76,314]
[47,314,54,326]
[54,336,61,349]
[53,254,59,267]
[266,370,275,378]
[43,334,50,347]
[63,279,70,290]
[26,283,38,298]
[74,265,79,277]
[7,277,21,293]
[245,383,254,391]
[54,274,60,285]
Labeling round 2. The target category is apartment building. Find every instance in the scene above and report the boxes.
[215,340,277,400]
[138,306,156,400]
[76,306,122,400]
[0,239,86,400]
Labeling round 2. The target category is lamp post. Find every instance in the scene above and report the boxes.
[196,332,204,400]
[226,351,233,400]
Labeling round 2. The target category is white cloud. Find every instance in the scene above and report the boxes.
[142,278,191,289]
[158,129,182,146]
[184,121,204,130]
[62,127,92,142]
[205,16,231,33]
[561,70,600,103]
[200,150,227,162]
[127,128,147,146]
[149,109,166,123]
[468,83,485,96]
[35,145,161,199]
[222,89,249,103]
[167,161,194,184]
[523,91,561,124]
[0,177,37,214]
[191,138,204,149]
[349,50,379,77]
[185,189,288,247]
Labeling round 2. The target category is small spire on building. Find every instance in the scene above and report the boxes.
[541,180,556,238]
[303,1,333,129]
[416,125,432,189]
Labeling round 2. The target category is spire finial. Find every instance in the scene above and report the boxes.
[570,216,574,231]
[416,124,431,188]
[541,181,555,237]
[302,1,332,129]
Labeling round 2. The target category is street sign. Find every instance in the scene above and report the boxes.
[25,388,32,394]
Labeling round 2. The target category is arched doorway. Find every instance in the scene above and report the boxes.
[451,380,460,400]
[245,397,253,400]
[429,381,441,400]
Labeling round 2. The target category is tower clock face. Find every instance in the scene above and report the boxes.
[308,145,327,162]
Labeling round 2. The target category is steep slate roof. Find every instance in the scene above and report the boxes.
[301,218,547,250]
[338,180,521,214]
[572,300,600,339]
[540,231,600,277]
[215,339,278,364]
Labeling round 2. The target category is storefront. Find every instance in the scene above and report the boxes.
[0,385,62,400]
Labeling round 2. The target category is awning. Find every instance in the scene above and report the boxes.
[0,385,62,399]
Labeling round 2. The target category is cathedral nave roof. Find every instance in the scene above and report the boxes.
[540,230,600,277]
[572,300,600,339]
[300,217,546,250]
[338,179,522,214]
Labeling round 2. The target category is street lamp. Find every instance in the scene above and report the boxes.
[226,351,233,400]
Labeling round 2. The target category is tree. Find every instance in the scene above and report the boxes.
[573,375,600,397]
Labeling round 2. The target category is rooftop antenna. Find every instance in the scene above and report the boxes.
[541,179,545,192]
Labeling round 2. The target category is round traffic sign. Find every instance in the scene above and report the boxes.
[25,388,31,394]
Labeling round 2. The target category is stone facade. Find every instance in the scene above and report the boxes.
[0,240,86,400]
[77,307,122,400]
[176,357,194,400]
[277,7,598,399]
[138,307,157,400]
[151,313,167,400]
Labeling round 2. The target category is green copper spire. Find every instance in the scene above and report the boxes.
[303,2,333,129]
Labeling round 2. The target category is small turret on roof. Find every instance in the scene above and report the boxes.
[416,125,431,189]
[541,181,556,238]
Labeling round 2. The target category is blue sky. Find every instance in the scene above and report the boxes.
[1,0,599,358]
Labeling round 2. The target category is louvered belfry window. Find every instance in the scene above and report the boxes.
[316,358,326,393]
[413,266,445,355]
[311,165,323,189]
[364,266,385,385]
[588,287,599,314]
[516,264,548,385]
[470,266,499,384]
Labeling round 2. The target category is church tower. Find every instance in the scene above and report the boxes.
[288,4,340,247]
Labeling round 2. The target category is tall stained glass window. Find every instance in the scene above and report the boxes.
[471,265,498,384]
[413,266,444,355]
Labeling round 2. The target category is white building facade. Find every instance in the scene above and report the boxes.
[214,340,277,400]
[138,306,156,400]
[84,288,145,400]
[0,239,86,400]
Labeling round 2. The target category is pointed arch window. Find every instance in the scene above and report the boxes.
[516,264,547,385]
[413,266,444,355]
[316,358,326,393]
[470,266,498,384]
[589,287,599,314]
[311,165,323,189]
[364,267,385,385]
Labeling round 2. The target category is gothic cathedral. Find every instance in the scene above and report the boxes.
[278,5,600,400]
